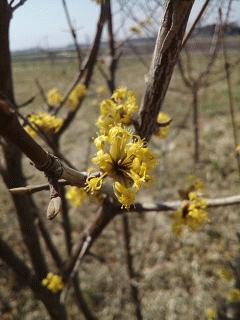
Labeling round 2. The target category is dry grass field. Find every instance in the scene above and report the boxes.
[1,49,240,319]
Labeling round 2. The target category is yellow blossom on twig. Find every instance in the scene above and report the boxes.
[154,112,171,139]
[47,88,63,107]
[66,186,88,207]
[217,267,234,282]
[206,308,217,320]
[227,288,240,302]
[172,191,208,236]
[67,83,87,110]
[41,272,64,293]
[85,125,156,208]
[24,112,63,138]
[96,87,137,134]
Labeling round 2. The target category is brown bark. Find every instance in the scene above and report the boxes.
[0,0,14,102]
[137,0,194,140]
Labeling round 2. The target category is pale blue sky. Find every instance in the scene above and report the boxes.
[10,0,240,51]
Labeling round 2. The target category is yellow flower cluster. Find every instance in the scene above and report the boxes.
[41,272,64,293]
[24,112,63,138]
[216,267,240,303]
[66,186,88,207]
[96,87,137,134]
[47,88,63,107]
[217,267,234,282]
[172,191,208,236]
[67,83,87,111]
[206,308,217,320]
[227,288,240,302]
[86,126,156,208]
[154,112,171,138]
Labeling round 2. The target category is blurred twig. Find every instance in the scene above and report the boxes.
[61,0,82,68]
[219,8,240,177]
[122,214,143,320]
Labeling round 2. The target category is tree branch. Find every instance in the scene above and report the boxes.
[137,0,194,140]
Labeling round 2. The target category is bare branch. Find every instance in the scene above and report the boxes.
[182,0,211,49]
[11,0,27,12]
[219,8,240,177]
[132,194,240,213]
[122,214,143,320]
[55,1,108,136]
[35,78,50,108]
[137,0,194,140]
[61,0,82,68]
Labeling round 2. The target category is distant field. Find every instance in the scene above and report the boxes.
[1,49,240,319]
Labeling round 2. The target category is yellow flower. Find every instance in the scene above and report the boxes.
[96,87,137,134]
[114,182,136,209]
[41,272,64,293]
[154,112,171,138]
[206,308,217,320]
[24,112,63,138]
[47,88,63,107]
[86,126,156,208]
[227,288,240,302]
[187,175,205,191]
[85,175,105,193]
[172,191,208,236]
[66,186,88,207]
[217,267,234,282]
[67,83,87,110]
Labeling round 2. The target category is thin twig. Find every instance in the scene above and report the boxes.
[35,78,50,108]
[61,0,82,68]
[219,8,240,177]
[122,214,143,320]
[11,0,27,12]
[181,0,211,49]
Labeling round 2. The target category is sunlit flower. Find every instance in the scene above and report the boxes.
[154,112,171,138]
[227,288,240,302]
[47,88,63,107]
[67,83,87,110]
[206,308,217,320]
[96,87,137,134]
[66,186,88,207]
[42,272,64,293]
[85,125,156,208]
[172,191,208,236]
[217,267,234,282]
[24,112,63,138]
